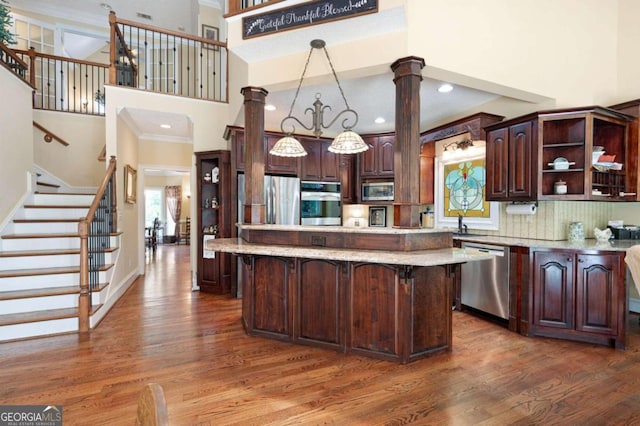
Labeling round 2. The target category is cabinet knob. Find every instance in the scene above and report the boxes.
[578,258,584,263]
[567,257,573,262]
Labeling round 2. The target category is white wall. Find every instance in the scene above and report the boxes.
[33,110,105,187]
[0,67,33,228]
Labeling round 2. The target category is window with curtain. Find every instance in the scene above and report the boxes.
[165,186,182,238]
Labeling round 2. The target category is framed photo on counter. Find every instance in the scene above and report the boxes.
[369,206,386,227]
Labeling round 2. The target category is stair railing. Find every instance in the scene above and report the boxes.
[0,42,29,82]
[12,47,109,115]
[227,0,282,16]
[78,156,118,332]
[108,11,228,102]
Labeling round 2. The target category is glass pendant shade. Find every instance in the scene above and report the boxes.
[328,130,369,154]
[269,135,308,157]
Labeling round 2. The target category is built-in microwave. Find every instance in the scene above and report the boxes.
[361,181,394,201]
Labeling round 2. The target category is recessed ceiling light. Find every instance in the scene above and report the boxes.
[264,104,276,111]
[374,117,386,124]
[438,83,453,93]
[160,124,171,129]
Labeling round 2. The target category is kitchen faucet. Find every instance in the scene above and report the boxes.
[458,214,468,234]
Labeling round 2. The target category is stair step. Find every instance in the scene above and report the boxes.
[0,307,78,326]
[0,285,79,300]
[0,247,116,257]
[0,283,108,301]
[1,232,80,239]
[36,182,60,189]
[13,219,81,223]
[0,264,113,279]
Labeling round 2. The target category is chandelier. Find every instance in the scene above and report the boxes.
[269,39,368,157]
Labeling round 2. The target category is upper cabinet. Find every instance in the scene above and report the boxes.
[359,134,395,179]
[486,119,537,201]
[608,99,640,202]
[265,134,300,175]
[300,138,339,182]
[485,107,634,201]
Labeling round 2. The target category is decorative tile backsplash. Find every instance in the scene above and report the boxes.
[479,201,614,240]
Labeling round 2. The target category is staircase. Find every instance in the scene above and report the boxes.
[0,184,119,342]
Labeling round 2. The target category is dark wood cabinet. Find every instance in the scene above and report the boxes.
[340,155,356,203]
[359,134,395,179]
[265,133,300,175]
[530,249,625,348]
[609,99,640,201]
[295,258,345,349]
[486,119,537,201]
[250,256,292,338]
[300,138,339,182]
[485,107,632,201]
[196,150,233,295]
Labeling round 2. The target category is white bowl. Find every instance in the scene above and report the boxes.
[548,157,575,170]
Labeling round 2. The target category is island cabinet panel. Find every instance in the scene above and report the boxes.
[250,256,292,340]
[348,263,398,358]
[532,251,574,330]
[295,259,345,349]
[410,266,451,358]
[530,249,626,348]
[575,253,621,336]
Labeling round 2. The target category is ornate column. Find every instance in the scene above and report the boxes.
[390,56,425,228]
[241,86,268,224]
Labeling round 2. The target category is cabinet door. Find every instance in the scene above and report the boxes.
[321,141,340,181]
[300,139,323,181]
[486,128,509,200]
[575,253,620,336]
[359,136,378,177]
[265,134,299,175]
[419,141,435,204]
[532,251,574,329]
[340,155,356,203]
[252,256,292,337]
[378,136,395,176]
[296,259,344,347]
[233,131,245,172]
[508,122,534,199]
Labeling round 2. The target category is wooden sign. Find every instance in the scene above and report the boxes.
[243,0,378,39]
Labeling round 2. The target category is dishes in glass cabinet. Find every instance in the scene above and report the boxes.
[548,157,575,170]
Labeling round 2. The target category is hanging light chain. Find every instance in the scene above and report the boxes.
[322,46,351,110]
[285,45,315,120]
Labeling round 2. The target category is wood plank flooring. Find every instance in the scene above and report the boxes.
[1,244,639,425]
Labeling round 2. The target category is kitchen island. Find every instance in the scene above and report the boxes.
[206,225,492,364]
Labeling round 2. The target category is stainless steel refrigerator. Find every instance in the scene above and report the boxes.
[237,174,301,226]
[236,174,300,297]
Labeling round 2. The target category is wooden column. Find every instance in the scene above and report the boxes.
[241,86,268,224]
[391,56,425,228]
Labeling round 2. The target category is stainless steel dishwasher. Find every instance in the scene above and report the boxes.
[460,242,510,320]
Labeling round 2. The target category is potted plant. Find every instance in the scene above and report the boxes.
[0,0,15,46]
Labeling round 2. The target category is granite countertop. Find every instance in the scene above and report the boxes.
[207,237,494,267]
[451,234,640,252]
[236,223,448,235]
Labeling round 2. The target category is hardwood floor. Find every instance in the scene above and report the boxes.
[1,244,640,425]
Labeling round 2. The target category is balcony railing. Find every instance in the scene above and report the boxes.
[109,11,228,103]
[227,0,285,16]
[13,48,108,115]
[7,11,228,115]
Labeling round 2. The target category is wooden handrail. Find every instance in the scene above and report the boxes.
[32,121,70,146]
[12,48,108,68]
[0,43,28,69]
[78,156,118,332]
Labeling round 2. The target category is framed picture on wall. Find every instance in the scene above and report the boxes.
[124,164,137,204]
[202,24,219,51]
[369,206,386,227]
